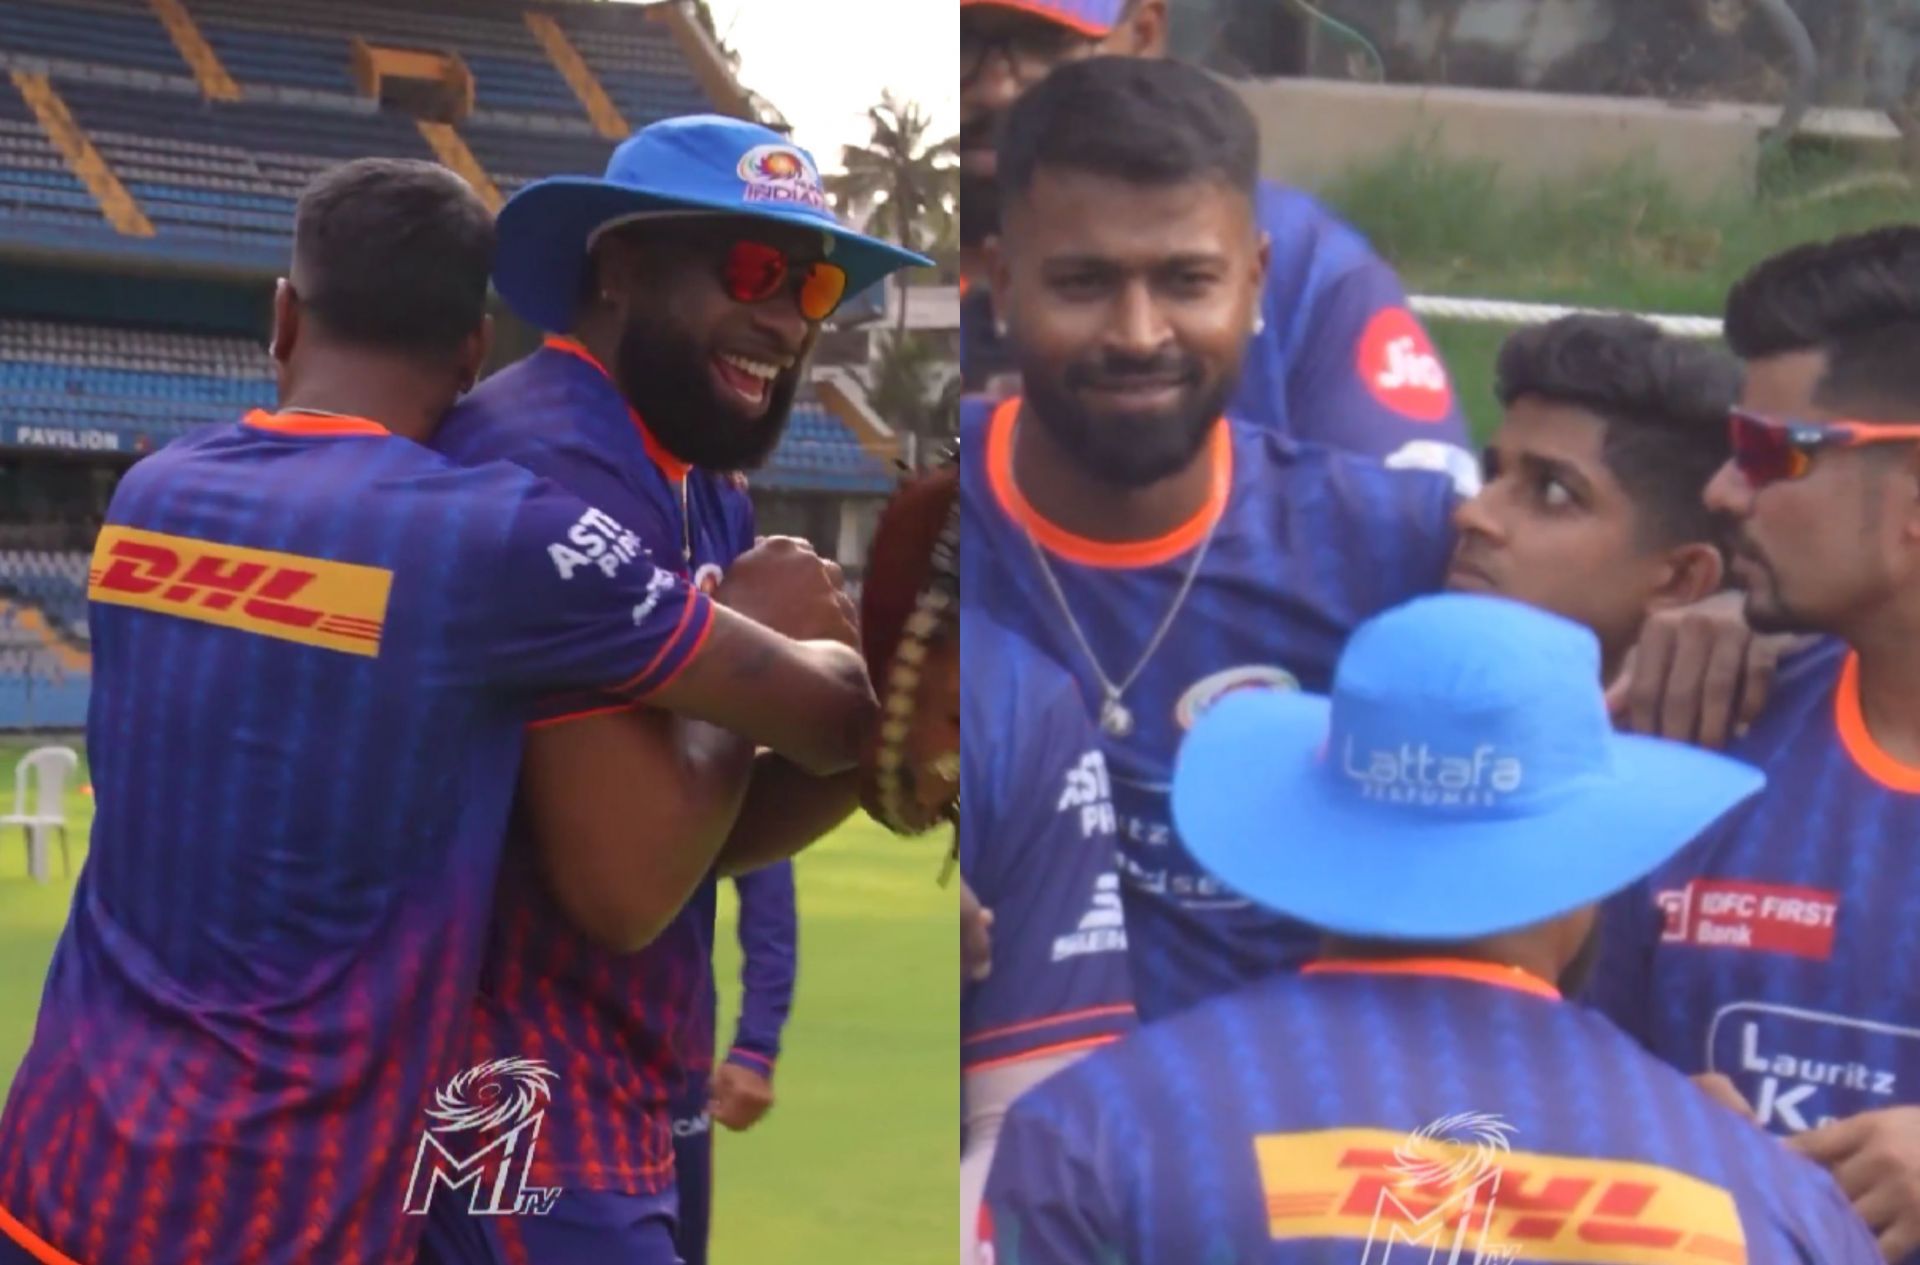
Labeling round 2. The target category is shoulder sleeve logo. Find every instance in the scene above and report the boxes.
[89,525,393,657]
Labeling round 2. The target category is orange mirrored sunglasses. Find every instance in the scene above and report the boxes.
[1729,407,1920,488]
[721,239,849,322]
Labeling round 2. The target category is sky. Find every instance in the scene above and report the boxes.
[679,0,956,172]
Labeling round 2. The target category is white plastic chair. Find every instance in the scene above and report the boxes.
[1,746,78,882]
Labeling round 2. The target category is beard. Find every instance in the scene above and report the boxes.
[1019,344,1236,488]
[1725,536,1819,635]
[612,309,799,472]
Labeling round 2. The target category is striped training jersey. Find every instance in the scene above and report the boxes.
[1590,639,1920,1156]
[0,408,711,1265]
[983,960,1881,1265]
[428,338,755,1212]
[961,612,1133,1072]
[701,862,797,1087]
[960,180,1476,487]
[960,397,1455,1021]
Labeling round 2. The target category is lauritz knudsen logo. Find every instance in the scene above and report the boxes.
[737,144,828,212]
[1366,1112,1520,1265]
[404,1058,563,1218]
[1341,738,1523,809]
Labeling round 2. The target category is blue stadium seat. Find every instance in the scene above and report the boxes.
[0,0,185,77]
[551,6,711,129]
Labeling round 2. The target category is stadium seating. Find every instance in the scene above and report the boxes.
[61,81,435,249]
[0,590,89,729]
[552,5,711,127]
[0,0,715,265]
[0,0,908,726]
[0,552,88,639]
[0,0,186,79]
[0,75,101,236]
[762,404,896,495]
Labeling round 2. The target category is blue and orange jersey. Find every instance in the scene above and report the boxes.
[982,960,1881,1265]
[1590,638,1920,1142]
[960,613,1133,1071]
[960,181,1476,477]
[961,397,1455,1020]
[715,862,797,1082]
[428,337,757,1209]
[0,408,712,1265]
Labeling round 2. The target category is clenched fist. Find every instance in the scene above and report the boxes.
[716,535,860,650]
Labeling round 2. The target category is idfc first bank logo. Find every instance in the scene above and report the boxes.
[404,1058,564,1218]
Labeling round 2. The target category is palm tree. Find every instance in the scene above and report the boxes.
[864,331,957,464]
[828,93,958,335]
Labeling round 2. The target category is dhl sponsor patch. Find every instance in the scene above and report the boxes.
[88,525,392,658]
[1254,1129,1747,1264]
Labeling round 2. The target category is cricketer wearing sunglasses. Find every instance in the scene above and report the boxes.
[418,118,929,1265]
[1589,225,1920,1265]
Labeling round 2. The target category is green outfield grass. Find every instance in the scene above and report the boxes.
[0,743,956,1261]
[1320,142,1920,445]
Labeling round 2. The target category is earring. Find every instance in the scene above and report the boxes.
[1252,313,1266,336]
[994,318,1009,339]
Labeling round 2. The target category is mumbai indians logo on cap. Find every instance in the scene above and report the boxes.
[737,143,827,212]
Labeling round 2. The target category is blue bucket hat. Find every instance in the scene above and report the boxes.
[492,114,934,333]
[1171,594,1766,942]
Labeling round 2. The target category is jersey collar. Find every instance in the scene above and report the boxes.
[241,409,389,437]
[1835,651,1920,793]
[542,335,691,483]
[1302,956,1563,1001]
[985,394,1230,569]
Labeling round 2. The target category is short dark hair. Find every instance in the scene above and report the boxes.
[291,158,494,360]
[1495,315,1739,546]
[997,55,1257,206]
[1723,226,1920,360]
[1813,319,1920,423]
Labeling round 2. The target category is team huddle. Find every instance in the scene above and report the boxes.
[959,2,1920,1263]
[0,116,948,1265]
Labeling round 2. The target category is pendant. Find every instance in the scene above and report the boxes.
[1100,696,1134,738]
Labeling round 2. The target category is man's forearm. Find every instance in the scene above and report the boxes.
[527,710,755,953]
[715,755,861,876]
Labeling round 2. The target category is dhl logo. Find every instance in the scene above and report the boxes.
[88,526,392,658]
[1255,1129,1747,1264]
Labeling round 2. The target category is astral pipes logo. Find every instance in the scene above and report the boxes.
[403,1058,563,1217]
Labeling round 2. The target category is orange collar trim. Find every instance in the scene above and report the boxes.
[986,395,1230,569]
[543,335,691,482]
[1303,957,1563,1001]
[1835,651,1920,793]
[242,409,389,437]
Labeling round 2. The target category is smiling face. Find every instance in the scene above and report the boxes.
[592,218,823,470]
[991,166,1265,486]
